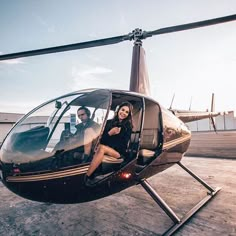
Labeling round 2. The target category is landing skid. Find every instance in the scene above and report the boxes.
[139,161,221,236]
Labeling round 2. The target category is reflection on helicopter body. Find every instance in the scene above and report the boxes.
[161,108,191,153]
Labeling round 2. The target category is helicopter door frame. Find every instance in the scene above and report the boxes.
[136,98,163,167]
[46,100,72,145]
[124,97,145,162]
[100,93,144,172]
[91,91,113,157]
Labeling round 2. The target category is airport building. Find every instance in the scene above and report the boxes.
[0,112,24,144]
[0,112,71,147]
[0,110,236,144]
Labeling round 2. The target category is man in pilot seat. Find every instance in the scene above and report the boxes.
[73,106,100,162]
[56,106,100,164]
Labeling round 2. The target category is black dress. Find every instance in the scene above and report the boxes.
[100,120,132,156]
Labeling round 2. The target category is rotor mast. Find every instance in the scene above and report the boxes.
[129,29,151,96]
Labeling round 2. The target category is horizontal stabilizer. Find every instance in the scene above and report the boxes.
[170,93,223,123]
[171,110,221,123]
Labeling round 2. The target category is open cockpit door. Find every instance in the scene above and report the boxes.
[136,98,163,171]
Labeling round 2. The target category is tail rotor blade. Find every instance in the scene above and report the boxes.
[210,93,217,133]
[210,116,217,133]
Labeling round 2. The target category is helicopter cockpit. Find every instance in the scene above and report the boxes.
[0,89,110,171]
[1,89,154,174]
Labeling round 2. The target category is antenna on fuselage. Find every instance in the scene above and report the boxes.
[169,93,175,109]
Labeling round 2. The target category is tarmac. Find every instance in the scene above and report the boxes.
[186,130,236,159]
[0,131,236,236]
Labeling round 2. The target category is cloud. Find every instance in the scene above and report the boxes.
[70,64,112,90]
[0,58,25,65]
[0,52,25,65]
[72,65,112,79]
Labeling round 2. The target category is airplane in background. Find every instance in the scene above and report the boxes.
[0,14,235,236]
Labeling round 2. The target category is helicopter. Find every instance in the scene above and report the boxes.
[0,14,236,236]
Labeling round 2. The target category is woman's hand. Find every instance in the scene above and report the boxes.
[108,127,121,136]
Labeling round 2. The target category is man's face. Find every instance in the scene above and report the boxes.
[77,109,88,123]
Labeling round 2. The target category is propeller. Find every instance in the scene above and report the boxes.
[0,14,236,61]
[210,93,217,133]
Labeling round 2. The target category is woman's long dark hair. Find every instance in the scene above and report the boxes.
[111,101,133,129]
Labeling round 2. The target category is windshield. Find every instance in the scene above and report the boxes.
[0,89,111,170]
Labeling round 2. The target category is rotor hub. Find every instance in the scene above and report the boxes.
[128,28,148,45]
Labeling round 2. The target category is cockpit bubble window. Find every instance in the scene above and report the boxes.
[0,89,111,165]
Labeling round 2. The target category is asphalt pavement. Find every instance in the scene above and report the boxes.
[0,131,236,236]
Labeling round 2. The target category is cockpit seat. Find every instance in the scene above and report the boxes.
[139,149,155,158]
[101,155,124,173]
[137,128,159,165]
[11,126,49,153]
[138,149,155,165]
[102,155,124,164]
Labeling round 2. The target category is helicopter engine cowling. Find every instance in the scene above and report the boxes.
[161,106,191,153]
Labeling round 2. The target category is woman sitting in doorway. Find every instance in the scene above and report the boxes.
[85,101,133,186]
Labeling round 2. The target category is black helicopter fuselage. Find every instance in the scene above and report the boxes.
[0,89,191,203]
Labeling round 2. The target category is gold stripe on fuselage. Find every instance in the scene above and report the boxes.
[163,134,191,150]
[6,134,190,183]
[6,165,89,182]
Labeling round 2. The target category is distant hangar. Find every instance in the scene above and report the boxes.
[0,111,236,144]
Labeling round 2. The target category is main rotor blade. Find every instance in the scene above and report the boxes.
[146,14,236,37]
[0,34,129,61]
[1,14,236,61]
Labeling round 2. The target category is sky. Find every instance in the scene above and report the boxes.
[0,0,236,114]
